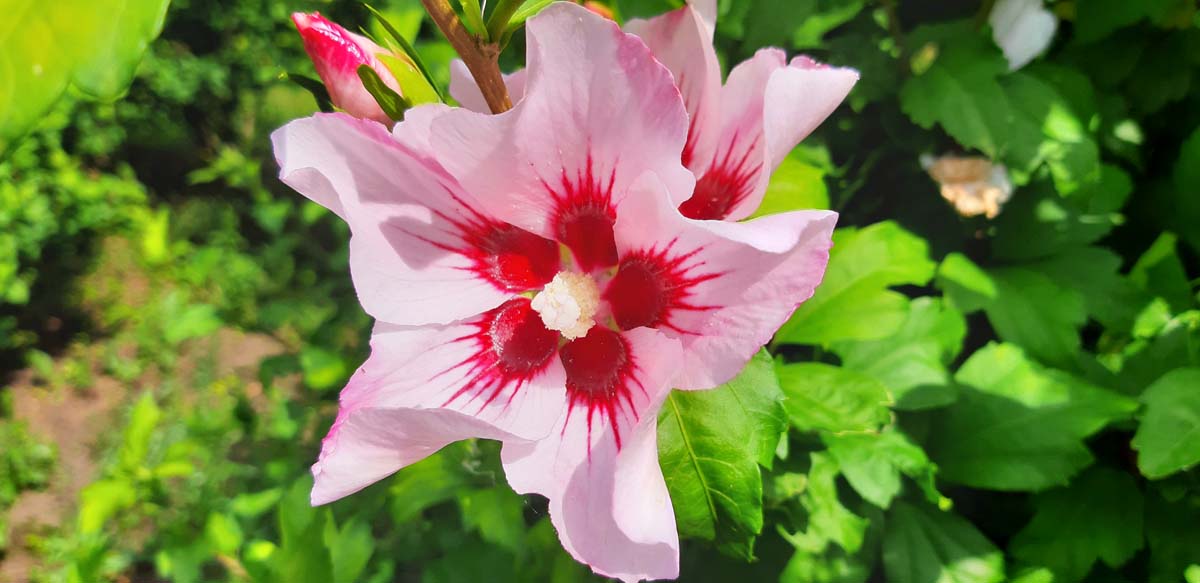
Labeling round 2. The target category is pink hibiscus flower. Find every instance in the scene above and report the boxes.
[292,11,403,124]
[451,0,859,221]
[273,3,839,581]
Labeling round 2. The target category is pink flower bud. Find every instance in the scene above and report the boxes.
[292,12,403,123]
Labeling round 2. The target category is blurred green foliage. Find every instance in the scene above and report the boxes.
[0,0,1199,582]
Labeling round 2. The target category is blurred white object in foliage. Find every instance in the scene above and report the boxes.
[921,154,1014,219]
[989,0,1058,70]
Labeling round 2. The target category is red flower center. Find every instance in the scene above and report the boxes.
[560,327,638,449]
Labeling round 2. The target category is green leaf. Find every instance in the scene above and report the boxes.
[1009,466,1144,583]
[657,350,786,558]
[751,156,829,218]
[1146,485,1200,583]
[457,486,527,552]
[357,65,411,122]
[389,445,472,523]
[780,453,869,554]
[936,253,997,314]
[778,363,892,434]
[991,166,1132,261]
[883,501,1005,583]
[790,0,867,49]
[119,392,161,471]
[1132,368,1200,478]
[204,513,244,556]
[328,516,375,583]
[300,347,350,392]
[0,0,171,153]
[823,428,941,509]
[274,477,334,583]
[832,297,965,410]
[284,73,335,113]
[365,4,445,102]
[1026,246,1148,334]
[900,22,1010,157]
[1130,233,1195,313]
[163,303,222,346]
[507,0,557,32]
[778,222,936,345]
[1073,0,1181,44]
[938,253,1087,368]
[926,343,1137,490]
[999,70,1101,193]
[78,479,137,535]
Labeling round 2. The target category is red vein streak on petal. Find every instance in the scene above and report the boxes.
[604,238,724,334]
[546,154,619,273]
[438,298,559,413]
[678,131,762,220]
[404,186,560,292]
[559,328,646,452]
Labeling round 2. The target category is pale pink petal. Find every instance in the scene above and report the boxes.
[312,407,513,505]
[610,174,837,389]
[681,50,857,220]
[448,59,528,113]
[761,56,860,191]
[429,3,693,248]
[293,12,401,124]
[273,113,561,326]
[502,328,681,582]
[313,304,570,504]
[626,4,722,174]
[688,0,717,34]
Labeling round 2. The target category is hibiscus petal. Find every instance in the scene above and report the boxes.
[611,174,837,389]
[682,50,857,220]
[273,113,560,326]
[429,3,694,258]
[312,406,513,505]
[626,3,722,172]
[313,301,570,504]
[501,327,681,582]
[448,59,528,113]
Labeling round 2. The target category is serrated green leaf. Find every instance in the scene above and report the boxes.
[781,453,869,554]
[823,428,941,509]
[777,363,892,434]
[938,253,1087,368]
[926,343,1137,490]
[900,22,1010,157]
[778,222,936,345]
[657,350,785,558]
[1026,246,1148,334]
[1009,466,1144,583]
[0,0,171,153]
[1132,368,1200,478]
[883,501,1005,583]
[832,297,965,410]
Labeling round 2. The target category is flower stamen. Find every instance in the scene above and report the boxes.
[530,271,601,340]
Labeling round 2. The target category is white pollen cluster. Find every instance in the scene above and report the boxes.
[531,271,601,340]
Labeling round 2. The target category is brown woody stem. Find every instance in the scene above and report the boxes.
[420,0,513,114]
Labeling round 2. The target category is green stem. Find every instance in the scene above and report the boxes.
[486,0,524,42]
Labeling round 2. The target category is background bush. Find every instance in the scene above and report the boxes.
[1,0,1198,582]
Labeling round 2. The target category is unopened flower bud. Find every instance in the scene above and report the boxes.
[292,12,403,123]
